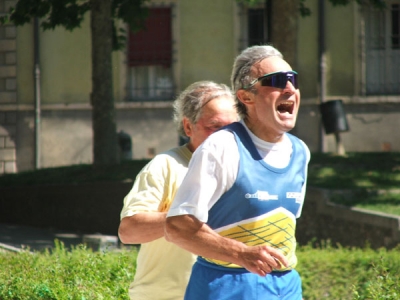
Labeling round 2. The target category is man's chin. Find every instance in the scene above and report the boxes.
[281,122,296,133]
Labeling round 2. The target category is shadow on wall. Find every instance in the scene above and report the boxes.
[0,111,34,174]
[0,182,133,236]
[0,182,399,249]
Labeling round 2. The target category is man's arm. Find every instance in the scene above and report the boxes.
[118,212,167,244]
[165,214,289,276]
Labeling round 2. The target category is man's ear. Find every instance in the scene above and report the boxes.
[237,89,253,105]
[182,117,192,137]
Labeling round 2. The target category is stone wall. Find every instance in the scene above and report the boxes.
[0,0,17,174]
[297,187,400,249]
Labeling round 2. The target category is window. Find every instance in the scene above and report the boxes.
[247,8,269,46]
[127,7,174,101]
[364,2,400,95]
[392,4,399,49]
[238,2,271,50]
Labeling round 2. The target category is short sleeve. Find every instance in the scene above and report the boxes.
[120,160,166,219]
[167,130,239,222]
[120,148,191,220]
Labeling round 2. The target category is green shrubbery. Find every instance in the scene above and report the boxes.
[1,241,399,299]
[0,241,137,299]
[297,242,400,300]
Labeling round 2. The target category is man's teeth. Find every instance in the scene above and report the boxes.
[277,102,294,114]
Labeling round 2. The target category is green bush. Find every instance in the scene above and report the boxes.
[1,241,399,299]
[352,255,400,300]
[0,241,138,299]
[297,242,400,300]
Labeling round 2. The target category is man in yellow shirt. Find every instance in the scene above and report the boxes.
[118,81,238,300]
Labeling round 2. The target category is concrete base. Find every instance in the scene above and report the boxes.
[82,234,119,252]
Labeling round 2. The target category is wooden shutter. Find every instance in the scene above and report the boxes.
[128,7,172,68]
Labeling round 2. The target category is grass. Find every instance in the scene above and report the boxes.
[0,241,399,299]
[308,152,400,190]
[1,152,400,215]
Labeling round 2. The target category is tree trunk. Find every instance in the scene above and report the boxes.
[90,0,119,166]
[270,0,298,69]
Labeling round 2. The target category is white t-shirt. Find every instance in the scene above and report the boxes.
[168,121,310,222]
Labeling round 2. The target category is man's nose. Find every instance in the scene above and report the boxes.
[282,80,297,93]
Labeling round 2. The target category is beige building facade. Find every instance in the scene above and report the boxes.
[0,0,399,173]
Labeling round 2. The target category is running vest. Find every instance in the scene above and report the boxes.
[202,122,307,270]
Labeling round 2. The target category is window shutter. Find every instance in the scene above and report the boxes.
[128,7,172,68]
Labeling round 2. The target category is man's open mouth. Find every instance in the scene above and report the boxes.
[277,101,294,114]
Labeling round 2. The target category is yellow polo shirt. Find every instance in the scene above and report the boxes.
[120,145,196,300]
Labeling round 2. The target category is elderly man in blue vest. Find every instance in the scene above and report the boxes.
[165,44,310,300]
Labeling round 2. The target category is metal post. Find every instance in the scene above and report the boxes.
[34,18,41,169]
[334,132,346,155]
[318,0,326,153]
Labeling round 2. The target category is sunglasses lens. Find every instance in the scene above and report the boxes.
[260,72,298,89]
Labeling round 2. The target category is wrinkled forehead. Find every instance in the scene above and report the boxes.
[251,56,292,77]
[197,96,236,120]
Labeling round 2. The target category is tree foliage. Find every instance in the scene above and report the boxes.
[0,0,148,50]
[237,0,388,17]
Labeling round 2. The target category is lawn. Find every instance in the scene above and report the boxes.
[1,152,400,215]
[307,152,400,215]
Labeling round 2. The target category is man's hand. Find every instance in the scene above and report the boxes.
[238,245,289,276]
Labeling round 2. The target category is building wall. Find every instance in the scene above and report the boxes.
[296,0,319,99]
[0,0,18,173]
[0,0,237,172]
[1,0,400,174]
[295,1,400,154]
[295,102,400,154]
[179,0,236,88]
[115,105,177,159]
[325,2,357,96]
[297,1,358,98]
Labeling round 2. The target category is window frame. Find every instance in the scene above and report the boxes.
[361,2,400,96]
[125,4,177,102]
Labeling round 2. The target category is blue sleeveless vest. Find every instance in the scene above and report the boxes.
[202,122,307,270]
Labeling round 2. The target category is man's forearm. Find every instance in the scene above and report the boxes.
[165,214,245,263]
[119,212,167,244]
[165,214,288,276]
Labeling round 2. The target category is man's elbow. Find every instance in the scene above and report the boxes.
[164,216,182,243]
[118,217,138,244]
[118,223,131,244]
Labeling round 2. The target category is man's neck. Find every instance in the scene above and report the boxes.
[242,119,284,143]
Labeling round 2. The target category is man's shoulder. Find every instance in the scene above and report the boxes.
[286,133,307,146]
[150,146,191,167]
[162,145,191,160]
[136,146,190,179]
[199,130,236,152]
[285,133,311,162]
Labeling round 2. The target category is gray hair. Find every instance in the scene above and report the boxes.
[173,81,234,137]
[230,45,283,118]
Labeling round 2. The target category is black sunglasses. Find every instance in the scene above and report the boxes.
[244,71,298,89]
